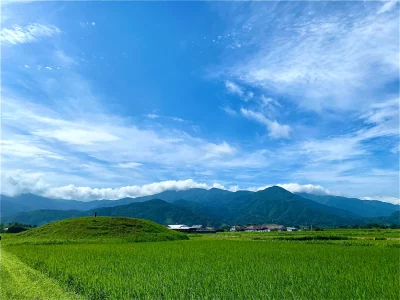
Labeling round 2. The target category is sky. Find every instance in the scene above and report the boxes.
[1,1,399,203]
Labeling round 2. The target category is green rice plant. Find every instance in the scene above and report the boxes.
[3,238,399,300]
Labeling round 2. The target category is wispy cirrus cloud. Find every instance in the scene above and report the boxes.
[225,80,244,97]
[219,2,399,112]
[293,98,399,162]
[1,46,274,195]
[241,108,291,139]
[221,106,237,117]
[1,23,61,45]
[2,94,263,170]
[145,114,185,123]
[377,0,398,14]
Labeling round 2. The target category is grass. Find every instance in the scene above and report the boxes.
[0,249,82,300]
[2,232,399,299]
[213,228,400,240]
[1,225,399,299]
[2,217,188,245]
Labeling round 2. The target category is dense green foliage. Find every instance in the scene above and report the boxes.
[365,211,400,226]
[0,222,37,233]
[3,231,399,299]
[3,217,188,245]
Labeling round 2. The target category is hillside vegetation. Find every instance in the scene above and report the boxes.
[3,217,188,245]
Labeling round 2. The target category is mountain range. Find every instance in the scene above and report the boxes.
[1,187,399,227]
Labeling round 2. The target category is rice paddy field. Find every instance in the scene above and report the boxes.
[1,229,400,300]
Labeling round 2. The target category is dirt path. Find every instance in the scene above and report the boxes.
[1,248,82,300]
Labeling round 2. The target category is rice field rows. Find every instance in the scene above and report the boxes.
[4,239,399,299]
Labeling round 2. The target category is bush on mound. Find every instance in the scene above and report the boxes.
[3,217,189,245]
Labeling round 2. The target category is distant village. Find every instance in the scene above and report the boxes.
[166,224,299,233]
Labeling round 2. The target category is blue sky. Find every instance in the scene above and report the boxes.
[1,1,399,203]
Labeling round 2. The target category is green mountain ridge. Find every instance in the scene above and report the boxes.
[2,187,399,227]
[297,193,399,217]
[3,199,220,227]
[365,211,400,225]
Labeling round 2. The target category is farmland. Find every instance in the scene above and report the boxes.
[1,225,399,299]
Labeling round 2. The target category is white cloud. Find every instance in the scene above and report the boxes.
[300,137,366,162]
[377,0,398,14]
[295,98,399,161]
[92,22,96,26]
[203,142,236,159]
[246,91,254,101]
[261,95,280,108]
[241,108,291,139]
[245,183,338,196]
[2,171,49,196]
[221,106,237,116]
[1,85,269,184]
[54,50,75,66]
[277,183,338,196]
[34,128,120,146]
[1,23,61,45]
[0,140,65,160]
[223,3,399,111]
[146,114,159,119]
[2,168,397,204]
[145,114,185,123]
[172,117,184,122]
[360,98,399,125]
[117,162,143,169]
[362,196,400,205]
[225,80,244,97]
[3,177,213,201]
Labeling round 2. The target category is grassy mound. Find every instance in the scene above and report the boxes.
[3,217,188,245]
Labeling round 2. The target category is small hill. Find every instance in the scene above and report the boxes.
[4,217,188,245]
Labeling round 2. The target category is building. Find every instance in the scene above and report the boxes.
[230,225,245,232]
[167,224,214,233]
[286,227,299,232]
[244,224,286,232]
[265,225,286,231]
[167,225,195,232]
[244,225,270,232]
[191,225,204,231]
